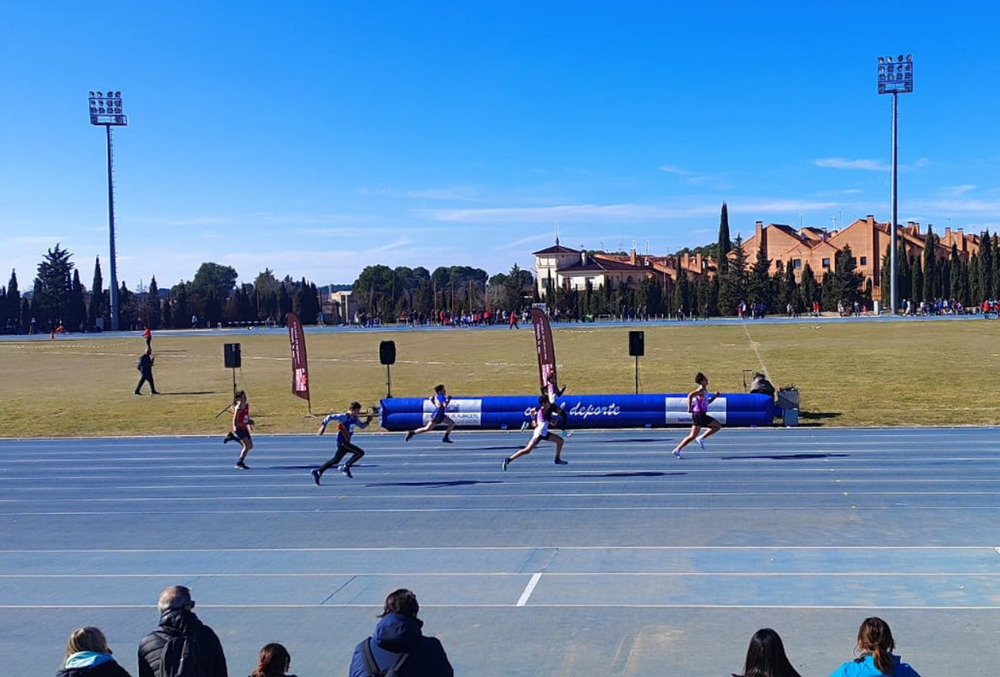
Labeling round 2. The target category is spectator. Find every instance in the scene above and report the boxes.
[829,617,920,677]
[137,585,228,677]
[732,628,801,677]
[249,643,296,677]
[58,626,133,677]
[134,348,159,396]
[349,588,453,677]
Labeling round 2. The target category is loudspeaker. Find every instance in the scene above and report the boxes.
[224,343,242,369]
[379,340,396,366]
[628,331,645,357]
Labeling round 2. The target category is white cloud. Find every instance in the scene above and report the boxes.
[814,158,888,171]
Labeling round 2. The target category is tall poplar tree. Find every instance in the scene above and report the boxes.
[88,257,104,330]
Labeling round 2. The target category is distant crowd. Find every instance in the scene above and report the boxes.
[56,584,921,676]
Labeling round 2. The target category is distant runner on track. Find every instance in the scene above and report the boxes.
[671,372,721,458]
[405,384,455,444]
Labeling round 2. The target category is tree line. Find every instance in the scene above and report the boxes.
[4,224,1000,333]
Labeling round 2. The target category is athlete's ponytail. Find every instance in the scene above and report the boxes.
[856,617,895,675]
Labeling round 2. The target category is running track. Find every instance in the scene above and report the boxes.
[2,427,998,675]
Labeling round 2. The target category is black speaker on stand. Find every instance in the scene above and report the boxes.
[628,331,644,394]
[224,343,241,397]
[380,340,396,398]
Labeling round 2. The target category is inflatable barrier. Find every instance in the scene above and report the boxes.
[379,393,777,431]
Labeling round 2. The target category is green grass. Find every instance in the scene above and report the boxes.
[2,318,999,437]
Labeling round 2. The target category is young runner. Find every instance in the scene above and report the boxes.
[502,395,567,470]
[231,390,254,469]
[671,372,721,458]
[312,402,373,482]
[404,384,455,443]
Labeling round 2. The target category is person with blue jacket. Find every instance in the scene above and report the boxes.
[57,626,132,677]
[350,588,453,677]
[830,617,921,677]
[312,402,372,482]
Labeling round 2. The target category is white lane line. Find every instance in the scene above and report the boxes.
[516,572,542,607]
[0,603,997,611]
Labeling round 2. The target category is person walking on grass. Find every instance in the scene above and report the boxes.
[672,372,721,458]
[503,395,567,470]
[312,402,373,482]
[231,390,254,469]
[404,384,455,444]
[134,348,159,396]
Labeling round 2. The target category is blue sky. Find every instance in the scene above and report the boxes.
[2,1,999,291]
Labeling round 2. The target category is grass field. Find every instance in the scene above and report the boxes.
[1,317,998,437]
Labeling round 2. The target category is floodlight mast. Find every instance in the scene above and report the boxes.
[877,55,913,315]
[88,91,128,331]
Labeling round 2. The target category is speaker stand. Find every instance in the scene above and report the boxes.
[385,364,393,399]
[231,368,237,398]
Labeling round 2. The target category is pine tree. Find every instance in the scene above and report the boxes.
[718,235,747,315]
[147,277,162,329]
[33,244,74,327]
[6,270,20,332]
[747,244,773,313]
[979,230,993,300]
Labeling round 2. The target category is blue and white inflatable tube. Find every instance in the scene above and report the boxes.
[379,393,776,431]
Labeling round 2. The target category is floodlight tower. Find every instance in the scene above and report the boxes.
[877,55,913,315]
[88,91,128,331]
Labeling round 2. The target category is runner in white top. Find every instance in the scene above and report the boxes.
[502,395,567,470]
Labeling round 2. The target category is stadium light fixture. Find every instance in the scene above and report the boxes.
[877,55,913,315]
[88,90,128,331]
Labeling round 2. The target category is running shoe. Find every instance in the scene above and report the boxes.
[672,449,682,459]
[340,465,353,478]
[554,458,568,465]
[442,436,453,443]
[405,431,414,442]
[696,437,706,450]
[235,461,249,470]
[502,457,509,471]
[311,469,322,485]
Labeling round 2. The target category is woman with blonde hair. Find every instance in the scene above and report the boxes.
[57,626,132,677]
[830,617,921,676]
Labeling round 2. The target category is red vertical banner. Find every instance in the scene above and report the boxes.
[531,307,557,389]
[286,312,311,410]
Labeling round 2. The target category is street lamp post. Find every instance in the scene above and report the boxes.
[877,55,913,315]
[88,91,128,331]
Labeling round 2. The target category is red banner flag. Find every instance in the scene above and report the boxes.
[531,307,557,390]
[286,312,310,407]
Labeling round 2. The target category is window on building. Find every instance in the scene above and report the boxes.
[822,258,830,268]
[860,256,868,266]
[793,259,802,269]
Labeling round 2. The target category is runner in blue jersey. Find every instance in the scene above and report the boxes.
[404,384,455,444]
[312,401,373,482]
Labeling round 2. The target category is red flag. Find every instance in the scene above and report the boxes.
[531,307,557,390]
[286,312,310,405]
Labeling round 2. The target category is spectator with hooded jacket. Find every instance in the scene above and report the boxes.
[137,585,228,677]
[57,626,133,677]
[349,588,453,677]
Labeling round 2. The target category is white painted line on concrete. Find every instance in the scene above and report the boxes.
[516,572,542,607]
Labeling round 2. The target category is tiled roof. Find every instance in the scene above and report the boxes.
[532,244,581,255]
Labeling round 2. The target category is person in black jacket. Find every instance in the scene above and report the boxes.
[137,585,228,677]
[57,626,133,677]
[349,588,453,677]
[134,349,159,395]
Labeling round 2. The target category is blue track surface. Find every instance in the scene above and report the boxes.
[2,427,999,675]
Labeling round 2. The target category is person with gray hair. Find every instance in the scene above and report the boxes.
[137,585,228,677]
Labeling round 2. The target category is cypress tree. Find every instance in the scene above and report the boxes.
[88,258,104,330]
[717,202,731,274]
[921,225,936,302]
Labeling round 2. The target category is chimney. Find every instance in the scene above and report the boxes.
[580,250,588,266]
